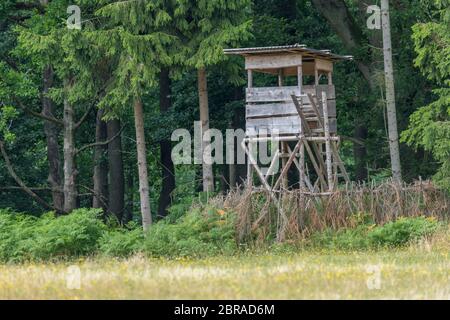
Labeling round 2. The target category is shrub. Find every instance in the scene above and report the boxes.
[99,223,144,257]
[143,205,237,257]
[309,225,370,250]
[30,209,106,260]
[368,216,440,247]
[0,209,38,262]
[0,208,106,262]
[308,216,441,250]
[165,196,195,223]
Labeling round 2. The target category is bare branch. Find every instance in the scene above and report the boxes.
[341,135,365,146]
[74,78,112,130]
[79,185,109,211]
[75,126,124,155]
[0,186,52,191]
[74,100,96,130]
[311,0,374,88]
[14,97,63,126]
[0,140,56,211]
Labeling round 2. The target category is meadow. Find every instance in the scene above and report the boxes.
[1,184,448,300]
[1,246,449,299]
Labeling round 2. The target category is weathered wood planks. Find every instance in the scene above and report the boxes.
[245,53,303,70]
[245,85,337,136]
[246,85,335,103]
[246,100,336,118]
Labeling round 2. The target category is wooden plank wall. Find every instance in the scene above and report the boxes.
[245,85,337,136]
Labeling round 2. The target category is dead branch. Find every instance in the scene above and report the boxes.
[14,97,63,126]
[0,140,55,210]
[74,100,96,130]
[75,126,124,156]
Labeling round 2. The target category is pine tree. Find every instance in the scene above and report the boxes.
[6,0,101,212]
[401,0,450,191]
[179,0,252,193]
[94,0,183,231]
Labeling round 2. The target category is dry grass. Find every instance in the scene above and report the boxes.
[1,233,449,300]
[218,180,450,243]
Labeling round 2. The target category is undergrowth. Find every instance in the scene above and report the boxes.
[0,182,448,263]
[0,208,105,262]
[309,216,441,250]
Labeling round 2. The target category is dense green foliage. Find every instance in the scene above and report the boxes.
[310,216,440,250]
[401,1,450,191]
[0,1,448,236]
[0,208,105,262]
[99,205,237,258]
[0,206,443,262]
[0,205,236,262]
[142,206,236,257]
[98,225,144,257]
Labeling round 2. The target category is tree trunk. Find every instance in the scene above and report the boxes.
[312,0,398,182]
[41,65,63,212]
[197,68,214,192]
[158,68,175,217]
[229,86,246,188]
[133,98,152,231]
[124,168,134,224]
[311,0,374,88]
[92,109,108,212]
[381,0,402,182]
[63,96,77,212]
[229,162,236,190]
[353,124,368,182]
[107,119,125,221]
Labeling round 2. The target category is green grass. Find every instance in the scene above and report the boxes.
[1,208,449,299]
[1,244,449,299]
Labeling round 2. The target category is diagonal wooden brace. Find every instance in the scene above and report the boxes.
[273,140,302,190]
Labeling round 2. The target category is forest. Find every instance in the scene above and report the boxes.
[0,0,449,300]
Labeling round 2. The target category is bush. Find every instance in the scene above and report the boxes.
[143,205,237,257]
[31,209,106,260]
[165,196,195,223]
[99,223,144,257]
[309,225,370,250]
[309,216,441,250]
[0,209,38,262]
[0,208,105,262]
[368,216,440,247]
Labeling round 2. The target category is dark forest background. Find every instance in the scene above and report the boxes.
[0,0,448,225]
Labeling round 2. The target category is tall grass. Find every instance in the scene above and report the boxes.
[0,181,448,262]
[214,180,449,244]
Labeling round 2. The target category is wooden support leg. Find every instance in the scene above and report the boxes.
[264,149,280,178]
[281,142,288,189]
[241,140,275,199]
[331,142,350,183]
[288,143,314,192]
[299,143,305,190]
[322,92,334,191]
[273,141,301,190]
[247,141,254,187]
[303,140,327,188]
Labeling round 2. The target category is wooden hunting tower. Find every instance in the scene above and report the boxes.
[224,44,352,195]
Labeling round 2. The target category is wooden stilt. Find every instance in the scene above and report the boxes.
[299,143,305,190]
[322,92,333,191]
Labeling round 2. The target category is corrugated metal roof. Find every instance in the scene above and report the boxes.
[223,44,353,61]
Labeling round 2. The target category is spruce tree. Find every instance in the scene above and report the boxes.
[9,0,101,212]
[94,0,183,231]
[180,0,252,192]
